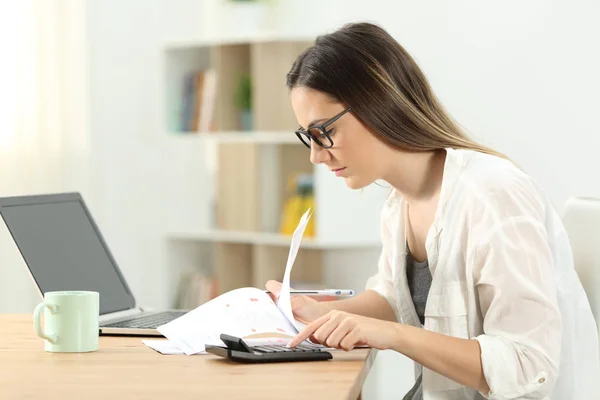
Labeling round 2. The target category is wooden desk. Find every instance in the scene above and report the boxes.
[0,315,374,399]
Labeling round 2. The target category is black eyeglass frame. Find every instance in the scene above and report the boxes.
[294,107,352,149]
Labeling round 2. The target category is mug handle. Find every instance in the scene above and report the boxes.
[33,302,58,344]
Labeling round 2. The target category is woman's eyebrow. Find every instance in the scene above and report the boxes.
[299,117,328,130]
[309,117,328,126]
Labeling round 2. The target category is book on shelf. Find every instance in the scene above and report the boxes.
[174,270,218,309]
[280,173,315,237]
[179,68,218,133]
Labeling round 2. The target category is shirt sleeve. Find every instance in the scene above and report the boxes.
[365,198,401,322]
[473,215,562,399]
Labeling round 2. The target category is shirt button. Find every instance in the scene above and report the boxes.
[538,377,546,384]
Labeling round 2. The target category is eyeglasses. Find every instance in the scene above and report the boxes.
[295,107,352,149]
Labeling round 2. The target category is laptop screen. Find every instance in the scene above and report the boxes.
[0,195,135,315]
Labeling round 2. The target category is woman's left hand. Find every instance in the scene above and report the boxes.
[288,310,399,351]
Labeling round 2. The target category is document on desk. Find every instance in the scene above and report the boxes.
[143,339,190,355]
[143,336,318,356]
[150,209,312,355]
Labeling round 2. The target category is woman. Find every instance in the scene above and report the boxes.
[266,22,599,399]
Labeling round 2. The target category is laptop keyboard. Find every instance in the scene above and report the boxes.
[103,311,187,329]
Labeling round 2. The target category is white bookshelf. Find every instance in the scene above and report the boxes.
[163,31,317,51]
[167,131,301,144]
[168,229,381,249]
[162,32,388,306]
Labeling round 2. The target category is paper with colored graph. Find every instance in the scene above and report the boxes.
[156,287,298,354]
[153,209,312,355]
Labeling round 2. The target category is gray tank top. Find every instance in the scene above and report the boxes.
[406,244,432,325]
[403,244,432,400]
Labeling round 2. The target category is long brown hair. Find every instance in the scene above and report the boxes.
[287,22,506,159]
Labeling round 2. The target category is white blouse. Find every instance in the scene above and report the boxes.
[366,148,599,399]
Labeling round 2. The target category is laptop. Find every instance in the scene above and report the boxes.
[0,192,188,336]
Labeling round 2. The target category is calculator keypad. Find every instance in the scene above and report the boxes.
[252,344,323,353]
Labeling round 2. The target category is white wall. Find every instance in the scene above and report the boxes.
[2,1,599,399]
[5,0,598,310]
[275,0,600,210]
[84,0,216,311]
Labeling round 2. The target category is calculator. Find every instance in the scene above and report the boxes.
[205,333,333,363]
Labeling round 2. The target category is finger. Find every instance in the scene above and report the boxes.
[312,317,342,345]
[265,280,282,295]
[266,292,277,303]
[322,320,353,348]
[339,329,362,351]
[265,280,282,301]
[288,313,331,347]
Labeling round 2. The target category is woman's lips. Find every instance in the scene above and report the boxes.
[332,167,346,177]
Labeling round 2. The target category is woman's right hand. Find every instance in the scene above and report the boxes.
[265,280,330,324]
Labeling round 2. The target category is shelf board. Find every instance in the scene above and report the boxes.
[167,131,302,144]
[164,32,315,50]
[167,230,381,249]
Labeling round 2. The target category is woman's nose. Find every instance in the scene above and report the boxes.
[310,144,330,165]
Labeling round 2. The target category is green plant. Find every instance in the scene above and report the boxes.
[234,74,252,111]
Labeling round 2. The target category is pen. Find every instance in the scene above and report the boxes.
[264,289,355,296]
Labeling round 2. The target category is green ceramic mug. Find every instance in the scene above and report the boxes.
[33,291,99,352]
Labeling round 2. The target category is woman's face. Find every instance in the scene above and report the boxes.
[290,87,391,190]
